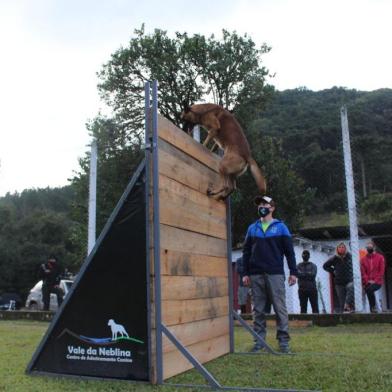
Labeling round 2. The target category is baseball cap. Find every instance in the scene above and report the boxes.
[254,195,275,206]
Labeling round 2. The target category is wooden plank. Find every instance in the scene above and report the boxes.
[158,114,220,173]
[161,296,229,326]
[161,316,229,354]
[161,249,227,277]
[159,175,226,240]
[159,174,225,217]
[163,334,230,380]
[158,139,222,196]
[160,224,227,258]
[161,276,228,300]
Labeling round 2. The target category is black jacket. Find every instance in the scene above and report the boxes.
[242,219,297,276]
[297,261,317,290]
[39,262,62,286]
[323,253,353,285]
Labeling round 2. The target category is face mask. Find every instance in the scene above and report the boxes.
[258,206,270,218]
[302,254,310,261]
[366,247,374,254]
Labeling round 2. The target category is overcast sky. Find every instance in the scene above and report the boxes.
[1,0,391,196]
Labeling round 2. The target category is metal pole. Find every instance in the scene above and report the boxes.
[151,80,163,383]
[144,81,152,382]
[232,310,279,354]
[340,106,362,312]
[87,139,97,255]
[226,198,234,353]
[161,324,222,389]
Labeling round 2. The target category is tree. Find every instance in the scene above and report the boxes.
[72,27,277,242]
[97,26,273,134]
[231,131,313,245]
[256,87,392,218]
[361,193,392,222]
[70,117,144,237]
[0,189,83,297]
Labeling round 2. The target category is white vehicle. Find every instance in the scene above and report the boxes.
[25,279,73,311]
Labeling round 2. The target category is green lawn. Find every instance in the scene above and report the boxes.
[0,320,391,392]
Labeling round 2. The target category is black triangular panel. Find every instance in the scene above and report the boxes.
[27,160,149,381]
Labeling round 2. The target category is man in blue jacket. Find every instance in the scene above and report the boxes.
[242,196,297,353]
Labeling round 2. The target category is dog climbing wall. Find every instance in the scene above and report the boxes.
[150,115,231,380]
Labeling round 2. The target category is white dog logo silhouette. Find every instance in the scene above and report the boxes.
[107,319,129,340]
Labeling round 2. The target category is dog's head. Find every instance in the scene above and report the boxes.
[108,319,114,326]
[180,101,198,133]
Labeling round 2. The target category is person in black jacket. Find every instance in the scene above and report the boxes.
[39,255,64,311]
[323,243,354,313]
[297,250,319,313]
[242,196,297,353]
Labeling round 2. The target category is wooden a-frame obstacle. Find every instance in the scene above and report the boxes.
[27,81,316,392]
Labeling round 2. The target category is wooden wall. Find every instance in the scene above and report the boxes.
[150,115,230,381]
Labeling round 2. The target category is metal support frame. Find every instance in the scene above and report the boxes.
[161,324,222,388]
[146,80,164,384]
[166,385,319,392]
[144,81,153,383]
[152,80,164,383]
[226,197,235,353]
[231,310,280,355]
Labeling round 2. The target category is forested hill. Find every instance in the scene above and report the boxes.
[0,187,84,298]
[252,87,392,219]
[0,186,74,216]
[1,87,391,298]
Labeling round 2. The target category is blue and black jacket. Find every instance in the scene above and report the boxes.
[242,219,297,276]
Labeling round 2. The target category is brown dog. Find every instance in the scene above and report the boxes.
[181,103,266,200]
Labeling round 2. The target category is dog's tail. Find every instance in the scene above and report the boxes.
[248,157,267,194]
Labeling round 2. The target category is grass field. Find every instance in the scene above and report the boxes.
[0,320,391,392]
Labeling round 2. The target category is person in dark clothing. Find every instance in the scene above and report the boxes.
[323,243,354,313]
[39,255,64,311]
[297,250,319,314]
[242,196,297,354]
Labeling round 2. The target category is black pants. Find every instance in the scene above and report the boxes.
[298,288,319,314]
[42,284,63,311]
[365,283,381,310]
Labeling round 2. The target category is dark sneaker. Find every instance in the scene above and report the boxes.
[250,344,264,353]
[344,305,354,313]
[279,345,291,354]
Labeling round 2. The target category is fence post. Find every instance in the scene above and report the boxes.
[87,139,97,255]
[341,106,362,312]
